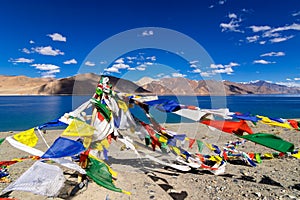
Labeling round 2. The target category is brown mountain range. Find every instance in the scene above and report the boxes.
[0,73,299,95]
[0,73,149,95]
[141,77,300,95]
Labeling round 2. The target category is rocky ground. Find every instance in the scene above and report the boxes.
[0,122,299,200]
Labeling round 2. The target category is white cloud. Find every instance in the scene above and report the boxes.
[100,60,107,65]
[295,78,300,81]
[200,72,211,77]
[189,60,199,65]
[292,11,300,17]
[260,52,285,57]
[249,25,271,32]
[40,69,60,78]
[85,61,95,66]
[142,30,154,36]
[143,62,153,66]
[32,46,64,56]
[211,62,239,69]
[219,0,226,5]
[146,56,156,61]
[126,56,137,60]
[210,64,224,69]
[10,57,34,64]
[112,63,130,69]
[269,23,300,33]
[276,81,300,87]
[104,66,120,73]
[210,62,239,75]
[21,48,31,54]
[246,35,260,43]
[213,67,233,74]
[228,13,237,19]
[29,40,35,44]
[63,59,77,64]
[262,32,280,38]
[136,66,146,71]
[156,73,165,78]
[172,72,186,78]
[115,58,124,64]
[127,67,136,71]
[104,63,130,73]
[191,68,201,73]
[253,59,275,64]
[286,78,292,81]
[259,41,266,45]
[220,13,244,33]
[47,33,66,42]
[31,63,60,71]
[270,35,294,43]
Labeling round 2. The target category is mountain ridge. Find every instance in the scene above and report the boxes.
[0,74,299,95]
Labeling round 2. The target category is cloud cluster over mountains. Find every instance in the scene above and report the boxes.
[10,33,77,78]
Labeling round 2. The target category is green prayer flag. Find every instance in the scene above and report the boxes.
[92,98,111,121]
[0,138,5,145]
[196,140,204,153]
[86,157,124,193]
[240,133,294,153]
[255,153,262,164]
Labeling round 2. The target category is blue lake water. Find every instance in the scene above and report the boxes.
[0,95,300,132]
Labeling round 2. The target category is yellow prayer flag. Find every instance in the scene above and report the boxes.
[209,155,222,163]
[118,100,128,112]
[292,152,300,159]
[13,128,38,147]
[62,119,95,137]
[205,143,215,151]
[101,138,110,149]
[158,135,168,143]
[171,146,181,156]
[263,153,274,159]
[94,138,110,151]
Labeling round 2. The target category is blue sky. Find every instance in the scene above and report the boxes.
[1,0,300,86]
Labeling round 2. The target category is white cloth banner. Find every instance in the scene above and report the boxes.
[2,161,65,197]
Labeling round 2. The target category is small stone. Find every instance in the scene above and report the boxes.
[254,192,262,197]
[206,186,212,190]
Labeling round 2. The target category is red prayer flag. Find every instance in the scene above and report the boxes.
[188,138,196,149]
[200,120,253,135]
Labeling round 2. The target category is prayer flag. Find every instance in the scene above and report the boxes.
[255,153,262,163]
[13,128,38,147]
[0,138,5,145]
[240,133,294,153]
[2,161,65,197]
[62,118,95,137]
[86,157,130,194]
[41,137,85,159]
[200,120,253,135]
[196,140,204,153]
[188,138,196,149]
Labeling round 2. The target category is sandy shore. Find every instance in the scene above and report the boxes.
[0,122,300,200]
